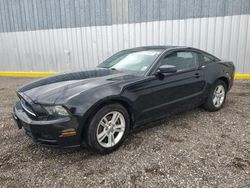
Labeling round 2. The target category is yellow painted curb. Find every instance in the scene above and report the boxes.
[234,74,250,79]
[0,72,56,77]
[0,72,250,79]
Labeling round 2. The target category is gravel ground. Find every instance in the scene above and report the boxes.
[0,77,250,188]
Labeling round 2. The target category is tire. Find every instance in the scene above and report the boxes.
[86,103,130,154]
[203,80,227,112]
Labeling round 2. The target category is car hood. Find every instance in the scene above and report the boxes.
[17,68,140,104]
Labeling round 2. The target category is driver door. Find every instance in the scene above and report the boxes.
[128,50,206,125]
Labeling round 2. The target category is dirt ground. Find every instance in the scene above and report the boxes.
[0,77,250,187]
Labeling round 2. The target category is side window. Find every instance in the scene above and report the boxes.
[161,51,198,71]
[203,54,215,64]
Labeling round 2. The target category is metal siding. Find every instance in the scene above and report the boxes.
[6,0,14,32]
[4,0,11,32]
[84,0,91,26]
[242,0,250,14]
[111,0,117,24]
[122,0,129,23]
[99,0,105,25]
[186,0,195,18]
[0,1,3,32]
[166,0,174,20]
[244,16,250,73]
[95,0,101,26]
[172,0,180,20]
[128,0,135,23]
[32,0,40,30]
[106,0,112,25]
[179,0,187,19]
[51,0,62,29]
[44,0,53,30]
[35,0,44,30]
[78,0,85,27]
[134,0,141,23]
[1,14,250,73]
[0,0,8,32]
[0,0,250,32]
[232,0,242,15]
[159,0,166,20]
[117,0,124,24]
[237,15,249,73]
[216,0,225,17]
[193,0,202,18]
[28,0,36,30]
[0,0,249,74]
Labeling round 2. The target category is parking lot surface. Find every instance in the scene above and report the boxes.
[0,77,250,187]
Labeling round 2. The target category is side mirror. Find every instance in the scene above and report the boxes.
[156,65,177,74]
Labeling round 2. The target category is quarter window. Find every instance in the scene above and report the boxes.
[160,51,198,71]
[203,54,214,64]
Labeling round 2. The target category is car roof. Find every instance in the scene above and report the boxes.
[126,45,220,60]
[128,45,186,50]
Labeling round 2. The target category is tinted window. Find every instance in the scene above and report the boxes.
[160,51,198,71]
[203,54,215,64]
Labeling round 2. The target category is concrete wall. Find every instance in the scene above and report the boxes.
[0,0,250,73]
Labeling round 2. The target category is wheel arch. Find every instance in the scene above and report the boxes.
[80,97,135,142]
[216,76,229,91]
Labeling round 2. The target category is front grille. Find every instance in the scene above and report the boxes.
[20,99,36,117]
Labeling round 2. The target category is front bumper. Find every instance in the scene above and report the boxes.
[12,101,81,148]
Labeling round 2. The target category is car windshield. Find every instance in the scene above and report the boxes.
[98,49,163,74]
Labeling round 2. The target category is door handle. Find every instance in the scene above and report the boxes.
[195,73,200,78]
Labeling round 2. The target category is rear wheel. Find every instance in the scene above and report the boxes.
[86,103,130,154]
[203,80,227,111]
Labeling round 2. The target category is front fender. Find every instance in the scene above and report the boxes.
[64,84,134,133]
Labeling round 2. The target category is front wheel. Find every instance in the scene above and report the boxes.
[86,103,130,154]
[203,80,227,111]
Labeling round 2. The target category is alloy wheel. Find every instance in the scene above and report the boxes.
[96,111,126,148]
[213,85,225,108]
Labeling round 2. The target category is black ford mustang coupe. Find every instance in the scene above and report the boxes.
[13,46,235,154]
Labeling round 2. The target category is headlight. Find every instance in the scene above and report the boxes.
[43,105,69,117]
